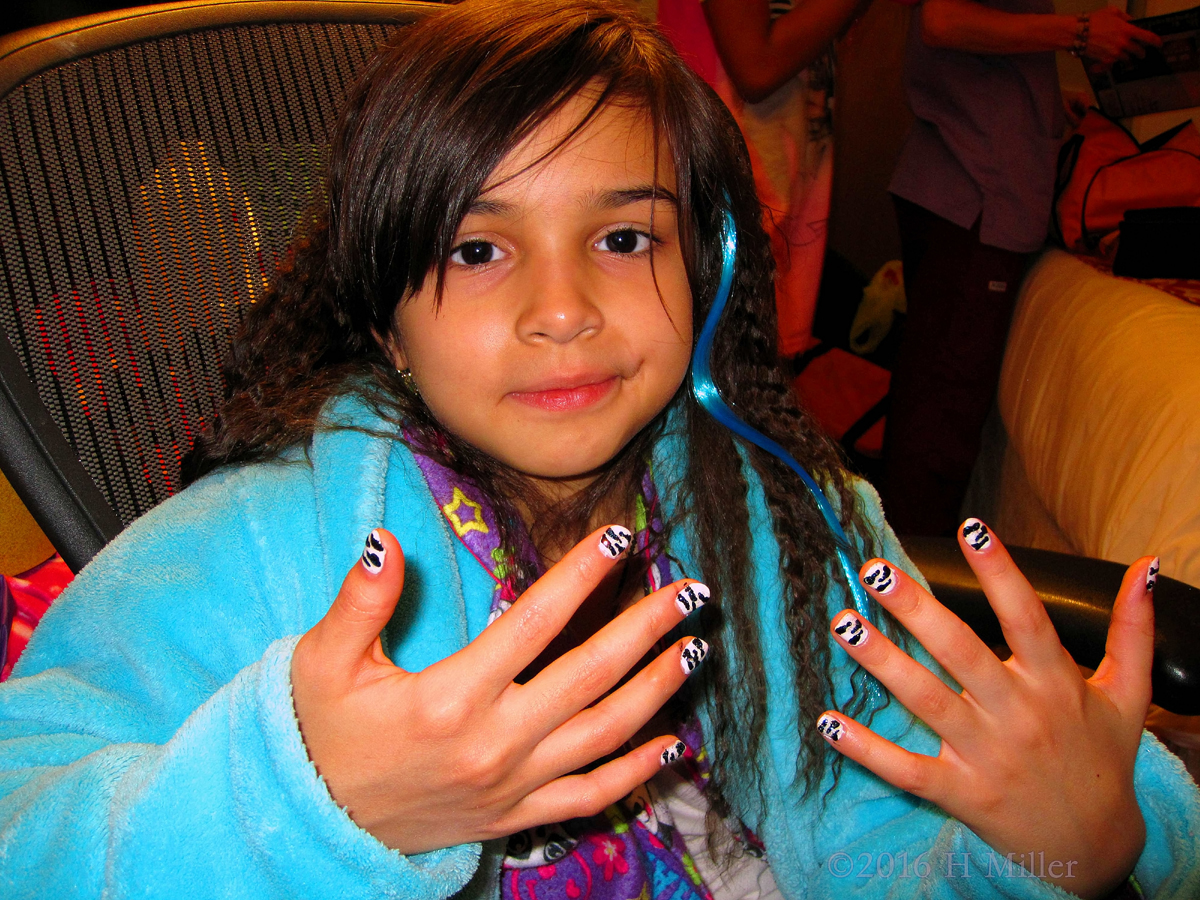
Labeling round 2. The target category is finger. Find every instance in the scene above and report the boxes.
[956,519,1076,674]
[462,524,634,690]
[828,608,975,743]
[520,579,709,732]
[502,735,685,833]
[309,529,407,674]
[814,711,944,805]
[1092,557,1157,720]
[1135,27,1164,47]
[531,634,706,775]
[858,559,1012,707]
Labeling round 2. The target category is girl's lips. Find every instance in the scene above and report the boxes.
[508,376,619,412]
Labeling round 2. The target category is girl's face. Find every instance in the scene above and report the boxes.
[390,93,692,490]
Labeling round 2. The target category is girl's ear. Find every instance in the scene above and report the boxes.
[373,324,408,370]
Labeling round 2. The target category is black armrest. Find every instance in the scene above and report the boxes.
[901,537,1200,716]
[0,331,122,573]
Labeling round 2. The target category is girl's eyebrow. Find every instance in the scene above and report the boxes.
[466,197,513,216]
[591,185,678,210]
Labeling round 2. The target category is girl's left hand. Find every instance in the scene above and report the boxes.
[820,520,1157,900]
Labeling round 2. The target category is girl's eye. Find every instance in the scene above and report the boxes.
[450,240,503,266]
[599,229,651,254]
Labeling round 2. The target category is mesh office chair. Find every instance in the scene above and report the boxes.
[0,0,428,570]
[0,0,1197,713]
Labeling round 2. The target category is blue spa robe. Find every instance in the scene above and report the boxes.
[1,396,1198,899]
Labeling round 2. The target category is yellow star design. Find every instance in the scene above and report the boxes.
[443,487,489,537]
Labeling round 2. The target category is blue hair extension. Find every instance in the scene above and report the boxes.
[691,210,882,703]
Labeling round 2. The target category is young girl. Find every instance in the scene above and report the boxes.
[1,1,1196,898]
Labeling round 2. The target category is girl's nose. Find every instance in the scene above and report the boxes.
[515,258,604,344]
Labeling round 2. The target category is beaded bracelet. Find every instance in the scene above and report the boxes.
[1069,12,1091,58]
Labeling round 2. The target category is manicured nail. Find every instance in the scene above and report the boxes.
[833,612,868,647]
[962,519,991,552]
[598,525,633,559]
[660,739,687,766]
[816,714,844,743]
[1146,558,1160,593]
[862,561,896,594]
[361,530,386,574]
[680,637,709,675]
[675,582,709,615]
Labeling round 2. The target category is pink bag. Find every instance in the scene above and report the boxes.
[1054,109,1200,251]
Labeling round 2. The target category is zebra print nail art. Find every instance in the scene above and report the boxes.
[660,740,687,766]
[962,519,991,552]
[862,561,896,594]
[816,714,844,743]
[680,638,709,675]
[1146,558,1160,593]
[833,613,868,647]
[361,530,386,574]
[675,582,709,616]
[598,525,633,559]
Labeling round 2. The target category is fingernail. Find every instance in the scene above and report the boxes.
[675,582,709,616]
[833,612,868,647]
[680,637,709,675]
[862,561,896,594]
[660,739,687,766]
[361,529,386,574]
[598,525,633,559]
[1146,557,1160,593]
[962,519,991,552]
[816,714,844,743]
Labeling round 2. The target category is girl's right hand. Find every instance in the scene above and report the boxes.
[290,526,707,854]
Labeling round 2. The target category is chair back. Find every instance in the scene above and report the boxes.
[0,1,434,570]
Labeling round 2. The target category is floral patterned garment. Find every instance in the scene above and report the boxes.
[410,448,715,900]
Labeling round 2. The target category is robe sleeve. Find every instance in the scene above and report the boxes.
[778,481,1200,900]
[0,464,480,899]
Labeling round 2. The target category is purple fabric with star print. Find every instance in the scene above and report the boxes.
[408,446,713,900]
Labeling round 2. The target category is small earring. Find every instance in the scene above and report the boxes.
[397,368,419,396]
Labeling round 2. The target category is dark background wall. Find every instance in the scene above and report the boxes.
[3,2,132,38]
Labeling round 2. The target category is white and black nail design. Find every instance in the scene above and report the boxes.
[660,740,687,766]
[833,613,868,647]
[680,638,709,675]
[675,582,710,616]
[962,519,991,552]
[862,561,896,594]
[598,525,633,559]
[816,714,844,743]
[1146,558,1160,593]
[361,530,386,574]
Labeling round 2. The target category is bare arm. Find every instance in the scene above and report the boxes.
[921,0,1161,65]
[703,0,872,103]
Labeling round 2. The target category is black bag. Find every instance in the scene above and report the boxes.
[1112,206,1200,280]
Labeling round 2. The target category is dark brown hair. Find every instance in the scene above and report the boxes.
[186,0,878,844]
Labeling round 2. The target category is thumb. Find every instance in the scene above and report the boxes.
[312,528,406,673]
[1093,556,1157,720]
